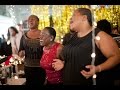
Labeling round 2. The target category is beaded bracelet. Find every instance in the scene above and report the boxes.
[98,65,101,72]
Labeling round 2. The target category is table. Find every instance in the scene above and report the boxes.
[7,77,26,85]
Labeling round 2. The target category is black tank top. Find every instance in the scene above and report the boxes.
[62,28,114,85]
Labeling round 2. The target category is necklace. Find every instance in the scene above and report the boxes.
[7,40,11,45]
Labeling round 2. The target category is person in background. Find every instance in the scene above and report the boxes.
[8,26,23,56]
[0,30,12,64]
[62,30,75,45]
[18,15,46,85]
[112,26,120,35]
[97,19,120,85]
[1,34,6,43]
[52,8,120,85]
[97,19,120,48]
[97,19,120,37]
[0,37,2,49]
[62,18,76,46]
[40,27,63,85]
[0,30,13,78]
[0,26,23,78]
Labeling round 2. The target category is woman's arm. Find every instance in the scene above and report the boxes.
[52,44,64,71]
[81,31,120,78]
[56,44,64,59]
[95,31,120,72]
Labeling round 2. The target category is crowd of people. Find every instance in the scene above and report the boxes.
[0,8,120,86]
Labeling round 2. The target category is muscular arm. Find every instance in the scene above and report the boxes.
[52,44,64,71]
[95,31,120,72]
[81,31,120,78]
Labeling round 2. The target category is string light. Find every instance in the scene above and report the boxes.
[91,53,96,58]
[0,55,24,80]
[9,57,14,63]
[14,75,18,79]
[95,36,101,41]
[1,63,5,67]
[7,5,17,25]
[93,74,97,78]
[20,20,23,24]
[91,28,97,85]
[91,6,97,85]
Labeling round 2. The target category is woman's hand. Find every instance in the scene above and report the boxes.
[80,65,97,79]
[18,50,25,58]
[52,59,64,71]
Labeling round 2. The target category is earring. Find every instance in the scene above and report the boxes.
[50,39,53,41]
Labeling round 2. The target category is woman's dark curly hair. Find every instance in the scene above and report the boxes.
[97,19,112,35]
[9,26,18,33]
[7,26,18,39]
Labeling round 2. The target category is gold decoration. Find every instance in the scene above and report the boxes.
[30,5,49,30]
[52,5,89,42]
[31,5,89,42]
[94,5,120,29]
[30,5,120,41]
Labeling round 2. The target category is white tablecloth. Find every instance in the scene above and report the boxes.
[7,77,26,85]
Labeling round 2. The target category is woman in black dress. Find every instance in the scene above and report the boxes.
[52,8,120,85]
[18,15,46,86]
